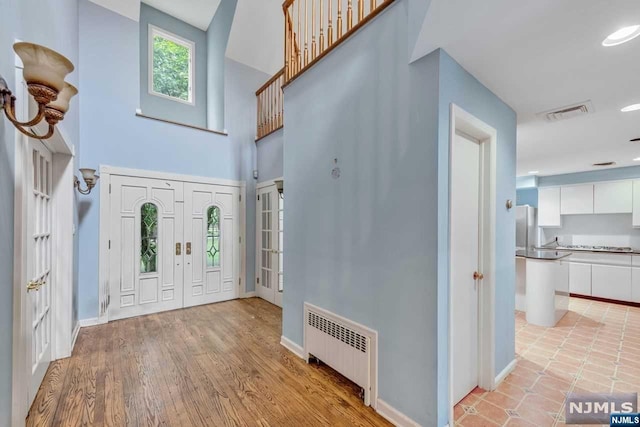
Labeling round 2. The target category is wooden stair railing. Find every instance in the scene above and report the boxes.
[256,68,284,140]
[256,0,395,141]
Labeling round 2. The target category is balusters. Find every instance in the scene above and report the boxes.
[319,0,324,54]
[347,0,353,31]
[327,0,333,45]
[358,0,363,23]
[370,0,375,12]
[337,0,343,38]
[312,0,316,60]
[304,0,309,66]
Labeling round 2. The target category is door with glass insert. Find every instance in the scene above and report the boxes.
[257,185,283,307]
[183,182,241,307]
[26,139,53,405]
[109,176,184,320]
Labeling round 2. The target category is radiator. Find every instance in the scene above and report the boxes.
[304,303,376,406]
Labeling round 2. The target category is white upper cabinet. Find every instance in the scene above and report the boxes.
[538,187,561,227]
[594,181,632,214]
[560,185,594,215]
[633,180,640,227]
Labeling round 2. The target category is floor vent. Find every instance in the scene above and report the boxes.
[304,303,377,407]
[538,100,594,122]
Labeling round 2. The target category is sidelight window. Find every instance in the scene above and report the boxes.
[141,203,158,273]
[207,206,221,267]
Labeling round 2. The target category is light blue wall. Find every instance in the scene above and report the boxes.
[283,3,440,424]
[78,1,267,319]
[257,129,284,183]
[140,4,208,128]
[516,175,538,189]
[207,0,238,131]
[539,165,640,187]
[0,0,80,423]
[516,188,538,208]
[437,50,517,425]
[282,3,516,425]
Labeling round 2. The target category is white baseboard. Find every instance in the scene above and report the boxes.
[280,335,305,359]
[376,399,422,427]
[494,358,517,387]
[79,317,99,328]
[70,322,80,355]
[242,291,256,298]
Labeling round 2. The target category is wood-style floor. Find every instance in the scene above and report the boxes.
[27,298,391,427]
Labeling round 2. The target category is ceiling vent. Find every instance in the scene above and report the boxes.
[593,161,616,167]
[538,100,595,122]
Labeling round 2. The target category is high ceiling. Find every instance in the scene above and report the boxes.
[142,0,221,31]
[413,0,640,177]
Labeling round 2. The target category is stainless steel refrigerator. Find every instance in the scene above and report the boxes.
[516,205,537,251]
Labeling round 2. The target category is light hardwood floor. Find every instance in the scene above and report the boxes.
[27,298,391,427]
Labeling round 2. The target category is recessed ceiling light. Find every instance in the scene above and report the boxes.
[634,158,640,162]
[602,25,640,46]
[621,103,640,112]
[528,171,539,175]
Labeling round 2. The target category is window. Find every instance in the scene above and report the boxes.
[141,203,158,273]
[149,25,195,104]
[206,206,221,267]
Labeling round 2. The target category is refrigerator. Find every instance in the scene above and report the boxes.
[516,205,537,251]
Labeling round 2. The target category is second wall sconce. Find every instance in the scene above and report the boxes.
[0,42,77,140]
[74,168,100,195]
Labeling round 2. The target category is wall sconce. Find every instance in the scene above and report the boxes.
[274,179,284,197]
[74,168,100,195]
[0,42,76,140]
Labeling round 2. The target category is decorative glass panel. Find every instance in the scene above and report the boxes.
[141,203,158,273]
[207,206,221,267]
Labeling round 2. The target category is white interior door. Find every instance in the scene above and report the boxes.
[26,139,53,405]
[109,176,184,320]
[183,183,241,307]
[451,132,481,405]
[257,186,283,307]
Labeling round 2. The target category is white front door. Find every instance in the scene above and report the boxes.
[257,186,283,307]
[451,132,481,404]
[26,139,54,404]
[183,182,241,307]
[109,176,185,320]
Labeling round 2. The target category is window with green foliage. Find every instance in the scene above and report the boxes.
[207,206,221,268]
[149,25,194,103]
[141,203,158,273]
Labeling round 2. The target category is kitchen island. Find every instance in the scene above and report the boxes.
[516,250,572,327]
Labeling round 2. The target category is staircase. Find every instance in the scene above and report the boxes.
[255,0,396,141]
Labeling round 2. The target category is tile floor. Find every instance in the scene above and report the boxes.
[454,297,640,426]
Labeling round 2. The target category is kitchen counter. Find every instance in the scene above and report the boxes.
[516,249,573,260]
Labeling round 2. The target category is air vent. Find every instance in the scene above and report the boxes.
[538,100,594,122]
[308,311,367,352]
[593,161,616,167]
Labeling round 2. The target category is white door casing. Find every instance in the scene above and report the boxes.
[109,176,185,321]
[256,182,283,307]
[448,104,498,425]
[184,182,241,307]
[451,132,481,405]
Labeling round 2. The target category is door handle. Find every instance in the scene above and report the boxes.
[176,242,182,255]
[186,242,191,255]
[473,272,484,280]
[27,281,40,292]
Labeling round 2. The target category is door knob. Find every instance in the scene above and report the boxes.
[27,281,40,292]
[473,272,484,280]
[186,242,191,255]
[176,242,182,255]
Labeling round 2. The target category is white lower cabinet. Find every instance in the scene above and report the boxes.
[569,263,592,296]
[632,268,640,303]
[591,265,632,302]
